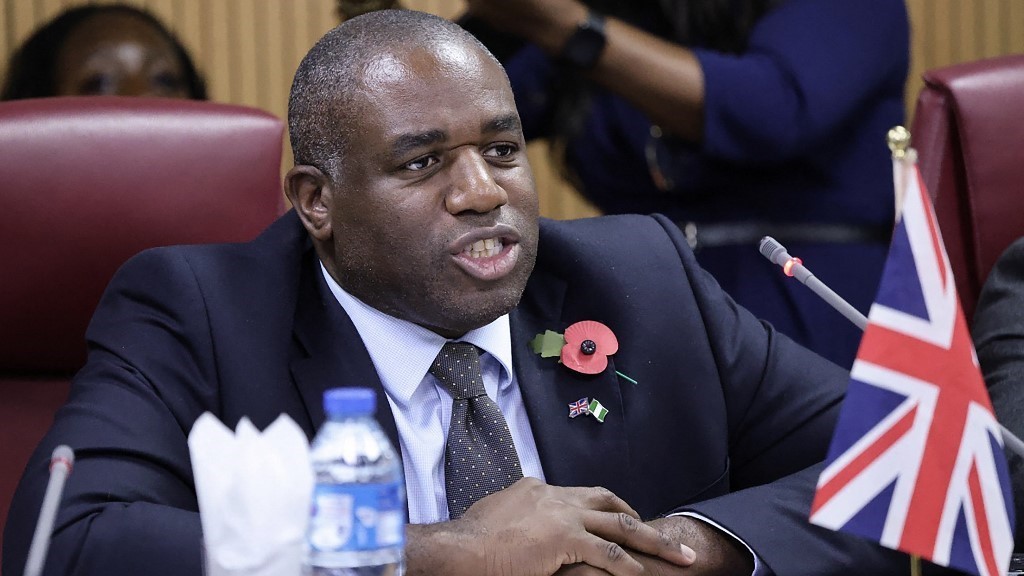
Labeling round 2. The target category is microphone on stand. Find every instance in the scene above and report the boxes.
[759,236,868,330]
[23,445,74,576]
[758,236,1024,460]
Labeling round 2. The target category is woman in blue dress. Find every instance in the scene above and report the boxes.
[462,0,909,368]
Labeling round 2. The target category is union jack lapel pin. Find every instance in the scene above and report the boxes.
[568,397,590,418]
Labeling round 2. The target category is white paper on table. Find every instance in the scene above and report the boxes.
[188,413,313,576]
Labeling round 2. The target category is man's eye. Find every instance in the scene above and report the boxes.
[486,144,516,158]
[405,156,438,171]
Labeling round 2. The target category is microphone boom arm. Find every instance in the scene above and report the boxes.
[758,236,868,330]
[758,236,1024,459]
[23,445,74,576]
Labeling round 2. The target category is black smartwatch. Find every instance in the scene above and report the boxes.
[559,11,607,69]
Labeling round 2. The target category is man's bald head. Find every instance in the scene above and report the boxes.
[287,9,503,181]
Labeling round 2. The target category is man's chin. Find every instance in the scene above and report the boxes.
[420,290,523,338]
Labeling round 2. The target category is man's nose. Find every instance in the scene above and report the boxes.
[445,150,508,214]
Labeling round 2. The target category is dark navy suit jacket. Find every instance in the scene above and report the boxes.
[975,237,1024,551]
[4,212,909,575]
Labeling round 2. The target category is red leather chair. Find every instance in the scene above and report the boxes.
[910,54,1024,323]
[0,97,286,552]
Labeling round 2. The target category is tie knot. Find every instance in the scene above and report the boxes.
[430,342,486,401]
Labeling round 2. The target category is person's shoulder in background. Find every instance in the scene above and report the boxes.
[975,237,1024,380]
[973,236,1024,552]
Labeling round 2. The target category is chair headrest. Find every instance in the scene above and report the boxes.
[911,54,1024,322]
[0,96,287,374]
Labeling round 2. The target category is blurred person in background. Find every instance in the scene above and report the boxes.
[973,237,1024,552]
[459,0,909,370]
[1,3,206,100]
[335,0,403,22]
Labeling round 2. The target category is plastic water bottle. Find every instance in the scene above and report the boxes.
[305,388,405,576]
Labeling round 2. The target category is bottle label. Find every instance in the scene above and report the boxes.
[308,481,405,552]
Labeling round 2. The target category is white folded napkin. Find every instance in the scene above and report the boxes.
[188,413,313,576]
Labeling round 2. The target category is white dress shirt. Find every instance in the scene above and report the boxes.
[321,264,545,523]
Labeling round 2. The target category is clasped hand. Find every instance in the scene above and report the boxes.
[411,477,695,576]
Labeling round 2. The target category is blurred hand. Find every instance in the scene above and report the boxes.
[336,0,401,21]
[464,0,587,50]
[406,477,695,576]
[463,0,705,141]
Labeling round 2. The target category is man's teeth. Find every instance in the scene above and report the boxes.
[464,238,503,258]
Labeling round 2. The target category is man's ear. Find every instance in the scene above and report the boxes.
[285,165,333,242]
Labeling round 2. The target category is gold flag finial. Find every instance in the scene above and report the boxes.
[887,126,911,159]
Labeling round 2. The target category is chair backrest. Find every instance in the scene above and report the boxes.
[910,54,1024,323]
[0,96,286,551]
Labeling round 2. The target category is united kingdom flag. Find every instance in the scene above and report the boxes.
[809,156,1015,576]
[568,397,590,418]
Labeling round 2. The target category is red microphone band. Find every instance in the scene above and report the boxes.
[783,257,802,277]
[49,455,73,474]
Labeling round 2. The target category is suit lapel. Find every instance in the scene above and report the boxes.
[511,274,632,502]
[289,256,400,449]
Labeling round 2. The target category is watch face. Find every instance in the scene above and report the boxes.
[562,14,606,68]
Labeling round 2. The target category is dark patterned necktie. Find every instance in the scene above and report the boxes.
[429,341,523,519]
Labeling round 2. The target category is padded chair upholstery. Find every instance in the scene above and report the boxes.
[0,96,285,551]
[910,54,1024,323]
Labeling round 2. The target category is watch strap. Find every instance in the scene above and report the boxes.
[559,10,607,69]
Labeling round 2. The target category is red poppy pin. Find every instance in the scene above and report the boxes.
[529,320,637,384]
[561,320,618,374]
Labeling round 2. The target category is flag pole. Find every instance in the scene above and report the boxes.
[887,126,1024,461]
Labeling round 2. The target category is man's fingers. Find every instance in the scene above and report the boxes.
[570,532,646,576]
[536,485,697,569]
[559,486,642,518]
[462,480,694,576]
[555,563,613,576]
[584,511,696,567]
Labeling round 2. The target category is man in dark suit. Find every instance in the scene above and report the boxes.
[4,9,910,576]
[975,237,1024,552]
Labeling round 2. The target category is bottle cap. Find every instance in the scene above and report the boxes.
[323,387,376,416]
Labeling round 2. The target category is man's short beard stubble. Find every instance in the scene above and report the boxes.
[335,240,538,338]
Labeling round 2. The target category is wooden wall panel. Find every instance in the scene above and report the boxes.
[905,0,1024,121]
[1009,2,1024,58]
[259,1,286,122]
[6,1,41,46]
[3,0,1022,219]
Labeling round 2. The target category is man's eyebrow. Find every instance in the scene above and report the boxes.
[389,129,446,159]
[483,114,522,134]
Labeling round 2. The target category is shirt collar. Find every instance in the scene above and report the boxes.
[319,263,514,404]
